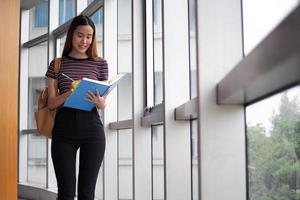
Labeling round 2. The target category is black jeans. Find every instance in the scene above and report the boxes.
[51,107,105,200]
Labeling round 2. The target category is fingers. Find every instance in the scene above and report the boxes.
[86,90,103,101]
[71,80,81,93]
[86,90,94,99]
[96,89,100,97]
[85,98,93,103]
[86,90,106,109]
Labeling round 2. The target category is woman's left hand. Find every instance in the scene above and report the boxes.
[86,89,107,109]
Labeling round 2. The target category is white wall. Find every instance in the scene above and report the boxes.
[163,0,191,199]
[103,0,119,199]
[197,0,246,199]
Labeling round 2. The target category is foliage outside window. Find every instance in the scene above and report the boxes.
[247,87,300,200]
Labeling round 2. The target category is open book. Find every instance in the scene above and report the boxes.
[63,74,126,111]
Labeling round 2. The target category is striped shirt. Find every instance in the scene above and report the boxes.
[46,55,108,94]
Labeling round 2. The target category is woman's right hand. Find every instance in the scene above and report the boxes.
[71,80,81,93]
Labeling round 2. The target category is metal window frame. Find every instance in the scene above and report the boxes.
[141,103,164,126]
[23,33,48,48]
[109,119,133,130]
[53,0,104,37]
[21,129,39,135]
[174,97,198,120]
[217,4,300,105]
[22,0,104,48]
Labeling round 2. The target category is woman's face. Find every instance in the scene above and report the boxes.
[71,25,94,55]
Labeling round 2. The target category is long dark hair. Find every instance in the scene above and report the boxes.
[62,15,99,59]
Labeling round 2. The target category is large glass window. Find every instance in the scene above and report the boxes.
[153,0,163,105]
[188,0,197,99]
[28,42,48,129]
[34,2,48,27]
[90,8,104,56]
[59,0,75,25]
[242,0,299,55]
[95,166,104,200]
[188,0,199,199]
[246,86,300,199]
[56,34,67,56]
[117,0,132,121]
[243,2,300,198]
[27,135,47,186]
[117,0,133,198]
[148,0,166,199]
[90,7,103,25]
[152,125,165,200]
[118,129,133,199]
[29,1,48,40]
[191,121,198,200]
[27,42,49,186]
[87,0,94,4]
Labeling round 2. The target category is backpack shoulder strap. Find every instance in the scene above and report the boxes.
[53,58,62,74]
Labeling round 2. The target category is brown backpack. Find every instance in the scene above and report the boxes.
[34,58,61,138]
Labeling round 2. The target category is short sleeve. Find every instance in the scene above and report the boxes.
[45,59,58,79]
[99,59,108,81]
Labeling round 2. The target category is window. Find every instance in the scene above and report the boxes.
[246,86,300,199]
[242,0,298,55]
[88,0,103,24]
[191,121,198,200]
[90,11,103,24]
[153,0,163,105]
[87,0,94,5]
[147,0,166,198]
[153,0,157,24]
[56,34,67,56]
[34,2,48,27]
[188,0,199,198]
[27,42,49,186]
[188,0,197,99]
[116,0,133,121]
[118,129,133,199]
[90,8,104,56]
[117,0,133,198]
[243,3,300,197]
[152,125,165,200]
[30,1,48,40]
[59,0,75,25]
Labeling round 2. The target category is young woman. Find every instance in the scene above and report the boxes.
[46,15,107,200]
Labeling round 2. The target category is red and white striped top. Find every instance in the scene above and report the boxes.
[46,55,108,94]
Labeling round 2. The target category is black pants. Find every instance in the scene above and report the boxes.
[51,107,106,200]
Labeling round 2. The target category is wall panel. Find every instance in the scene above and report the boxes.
[197,0,246,199]
[0,0,20,199]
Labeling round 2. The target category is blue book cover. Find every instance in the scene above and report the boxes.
[63,74,126,111]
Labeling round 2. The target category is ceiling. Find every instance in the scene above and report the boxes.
[20,0,47,9]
